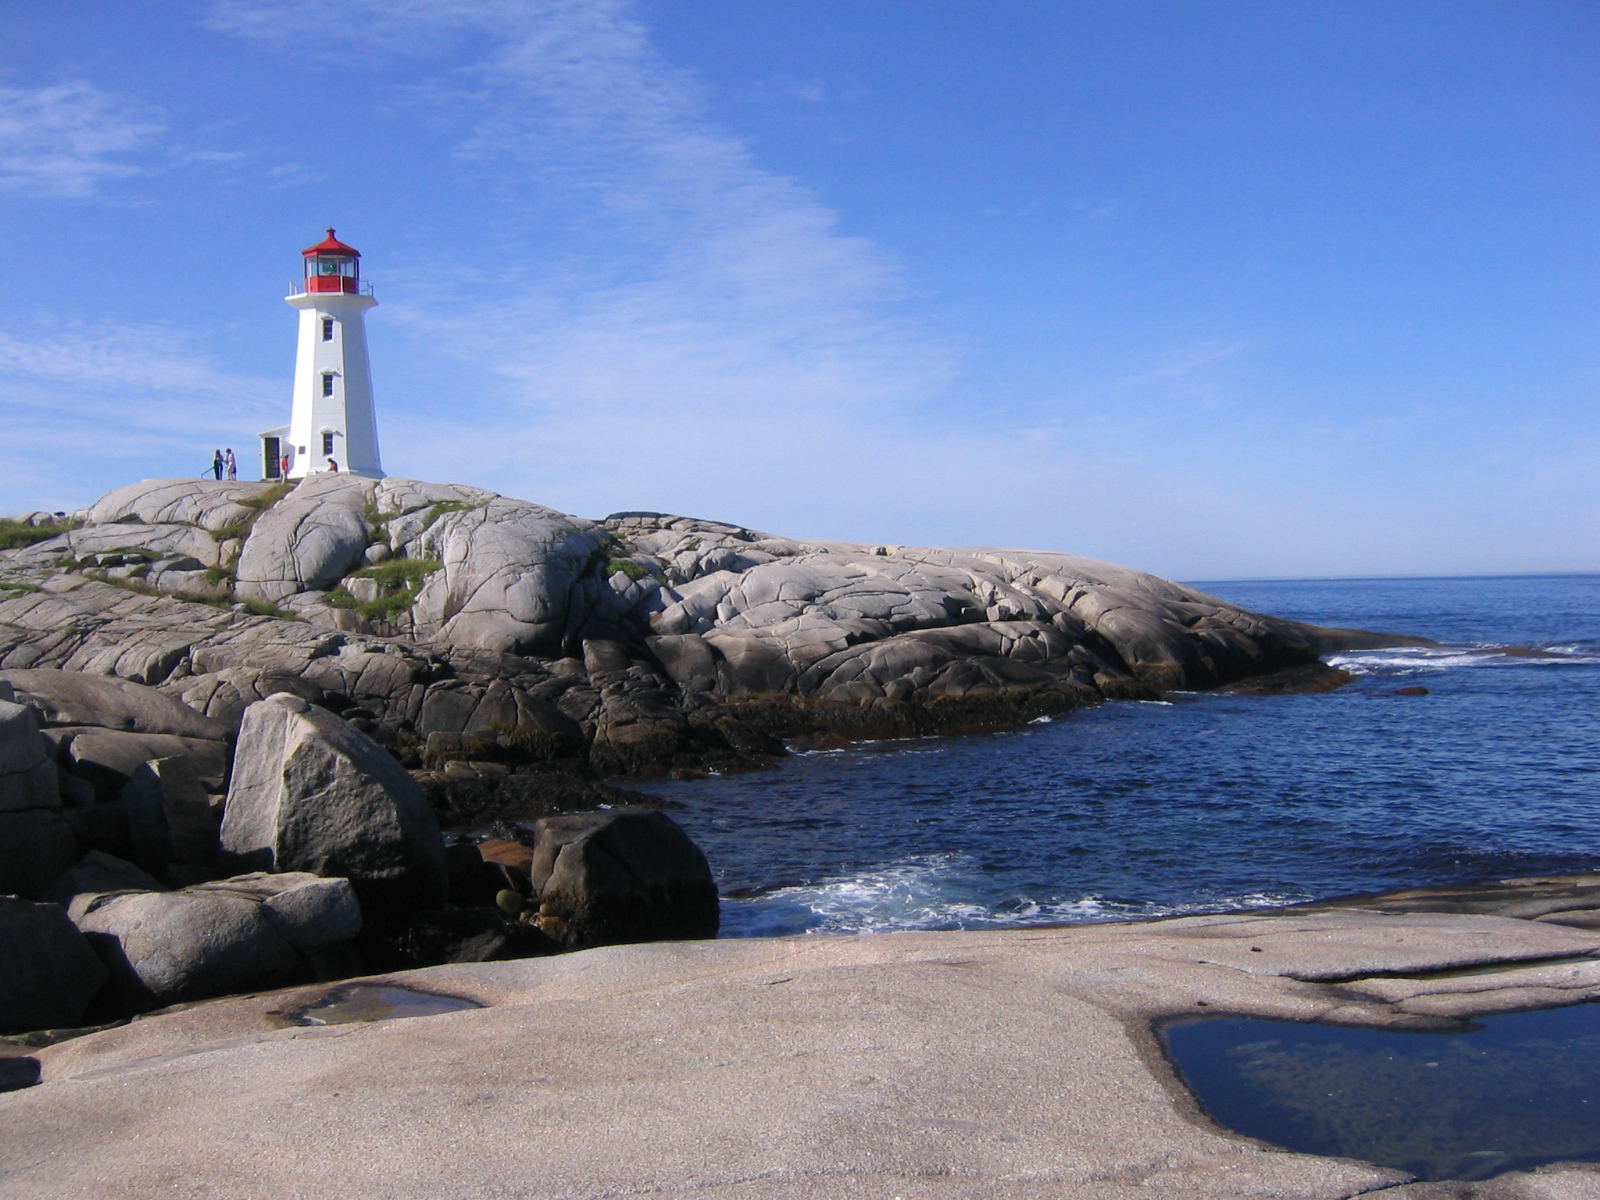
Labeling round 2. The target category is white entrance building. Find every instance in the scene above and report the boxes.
[259,229,385,480]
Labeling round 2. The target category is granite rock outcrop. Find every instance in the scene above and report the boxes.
[0,476,1418,786]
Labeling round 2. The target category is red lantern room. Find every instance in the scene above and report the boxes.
[302,228,361,294]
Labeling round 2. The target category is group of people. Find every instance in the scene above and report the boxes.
[212,447,340,481]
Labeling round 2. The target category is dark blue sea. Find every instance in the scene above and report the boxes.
[640,575,1600,938]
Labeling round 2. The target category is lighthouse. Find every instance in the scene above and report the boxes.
[259,229,384,480]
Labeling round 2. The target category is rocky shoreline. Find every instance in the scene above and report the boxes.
[20,475,1584,1197]
[0,475,1422,786]
[0,475,1448,1037]
[4,873,1600,1198]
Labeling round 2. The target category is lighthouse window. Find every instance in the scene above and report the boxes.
[309,255,356,278]
[322,432,335,456]
[322,373,335,397]
[322,318,334,341]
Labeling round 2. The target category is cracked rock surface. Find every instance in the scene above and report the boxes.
[0,478,1421,781]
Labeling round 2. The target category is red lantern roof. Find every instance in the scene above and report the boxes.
[302,228,360,258]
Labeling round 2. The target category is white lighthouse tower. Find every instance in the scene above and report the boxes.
[259,229,384,480]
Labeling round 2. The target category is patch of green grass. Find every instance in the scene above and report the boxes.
[202,595,299,620]
[327,557,442,621]
[213,481,296,543]
[607,558,650,581]
[361,502,401,546]
[0,581,41,596]
[420,501,479,532]
[354,558,440,590]
[97,575,161,597]
[354,592,415,621]
[203,565,234,587]
[209,518,251,543]
[236,482,295,512]
[237,597,296,619]
[583,540,615,579]
[0,518,79,551]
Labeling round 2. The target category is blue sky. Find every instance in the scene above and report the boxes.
[0,0,1595,578]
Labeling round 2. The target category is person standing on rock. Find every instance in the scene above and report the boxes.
[211,449,224,480]
[224,448,237,481]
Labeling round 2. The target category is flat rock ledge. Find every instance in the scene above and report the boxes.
[0,477,1423,791]
[6,890,1600,1200]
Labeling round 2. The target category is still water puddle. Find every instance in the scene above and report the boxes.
[1164,1002,1600,1181]
[283,984,482,1027]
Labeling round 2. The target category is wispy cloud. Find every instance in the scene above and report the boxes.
[0,321,277,402]
[1115,340,1248,389]
[0,82,166,198]
[193,2,1597,578]
[0,321,283,504]
[209,0,955,444]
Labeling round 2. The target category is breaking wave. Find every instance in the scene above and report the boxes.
[1330,643,1600,675]
[720,853,1311,938]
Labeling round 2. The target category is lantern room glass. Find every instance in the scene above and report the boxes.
[308,255,357,279]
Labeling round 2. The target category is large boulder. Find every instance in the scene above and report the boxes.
[0,895,107,1033]
[527,810,719,949]
[234,474,375,604]
[0,698,74,898]
[392,490,606,656]
[0,699,61,814]
[42,850,166,905]
[219,694,447,916]
[58,728,229,799]
[120,757,219,874]
[0,669,229,740]
[69,872,360,1011]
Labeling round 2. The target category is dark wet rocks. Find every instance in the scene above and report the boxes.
[0,696,78,900]
[0,666,724,1033]
[487,809,718,950]
[0,895,107,1033]
[1217,661,1355,695]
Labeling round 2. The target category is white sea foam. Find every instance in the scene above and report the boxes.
[1330,644,1600,675]
[721,854,1312,937]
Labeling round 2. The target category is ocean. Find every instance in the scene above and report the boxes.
[640,574,1600,938]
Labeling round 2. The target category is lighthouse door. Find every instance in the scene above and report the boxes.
[263,437,281,480]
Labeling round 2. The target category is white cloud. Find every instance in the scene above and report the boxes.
[200,1,1600,578]
[211,0,953,415]
[0,321,283,510]
[0,82,165,198]
[0,321,277,403]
